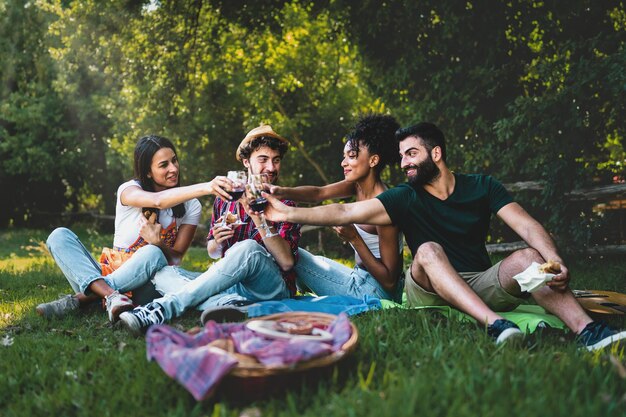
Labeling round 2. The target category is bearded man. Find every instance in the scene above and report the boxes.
[261,122,625,351]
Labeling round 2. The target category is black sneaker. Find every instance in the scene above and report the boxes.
[577,321,626,352]
[200,300,257,325]
[487,319,524,345]
[119,302,165,335]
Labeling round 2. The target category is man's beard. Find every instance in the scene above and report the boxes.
[265,172,278,184]
[406,155,440,187]
[250,169,278,184]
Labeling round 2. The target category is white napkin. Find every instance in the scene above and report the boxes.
[512,262,556,292]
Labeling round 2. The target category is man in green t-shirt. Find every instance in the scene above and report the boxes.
[262,122,625,351]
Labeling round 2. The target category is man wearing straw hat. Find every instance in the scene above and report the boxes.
[120,125,301,334]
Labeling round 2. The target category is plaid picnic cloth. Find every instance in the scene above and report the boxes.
[146,322,243,400]
[146,314,353,401]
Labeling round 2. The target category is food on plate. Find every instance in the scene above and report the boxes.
[275,319,314,335]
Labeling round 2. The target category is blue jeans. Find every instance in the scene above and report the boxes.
[293,248,402,302]
[46,227,168,295]
[151,239,290,320]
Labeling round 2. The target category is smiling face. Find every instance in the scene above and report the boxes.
[243,145,282,184]
[341,141,378,182]
[399,136,440,186]
[149,147,180,191]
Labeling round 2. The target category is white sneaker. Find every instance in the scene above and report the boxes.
[105,291,134,323]
[36,294,79,319]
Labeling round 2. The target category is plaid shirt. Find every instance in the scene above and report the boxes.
[207,196,301,295]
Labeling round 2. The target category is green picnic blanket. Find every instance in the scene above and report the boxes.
[380,295,565,334]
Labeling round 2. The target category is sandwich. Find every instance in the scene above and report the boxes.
[539,260,561,274]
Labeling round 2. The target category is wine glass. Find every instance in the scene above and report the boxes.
[219,171,248,228]
[247,173,278,238]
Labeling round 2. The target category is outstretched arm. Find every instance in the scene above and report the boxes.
[497,202,569,289]
[262,192,393,226]
[121,176,233,209]
[270,180,356,203]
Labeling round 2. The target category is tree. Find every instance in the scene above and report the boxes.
[338,0,626,249]
[5,0,622,249]
[216,1,383,185]
[50,0,388,191]
[0,1,79,227]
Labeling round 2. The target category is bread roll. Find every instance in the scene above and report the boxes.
[539,260,561,274]
[225,212,238,225]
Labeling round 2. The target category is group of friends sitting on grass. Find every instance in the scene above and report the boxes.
[36,115,626,352]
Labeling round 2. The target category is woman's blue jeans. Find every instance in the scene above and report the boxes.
[46,227,167,295]
[293,248,402,302]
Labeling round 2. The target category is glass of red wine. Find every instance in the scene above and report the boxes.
[247,173,278,238]
[219,170,247,228]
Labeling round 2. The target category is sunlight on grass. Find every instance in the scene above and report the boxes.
[0,228,625,416]
[0,231,53,273]
[0,256,52,273]
[334,258,355,268]
[0,297,39,328]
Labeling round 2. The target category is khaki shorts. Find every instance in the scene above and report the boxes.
[404,261,521,312]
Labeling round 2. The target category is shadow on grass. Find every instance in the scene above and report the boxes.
[2,228,626,416]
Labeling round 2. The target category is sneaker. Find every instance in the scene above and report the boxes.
[200,300,256,325]
[119,302,165,335]
[36,294,79,319]
[104,291,134,323]
[577,321,626,352]
[487,319,524,345]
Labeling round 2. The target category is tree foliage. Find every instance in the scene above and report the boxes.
[1,0,624,248]
[0,1,78,227]
[338,0,626,248]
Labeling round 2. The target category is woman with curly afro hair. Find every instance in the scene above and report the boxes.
[270,114,404,301]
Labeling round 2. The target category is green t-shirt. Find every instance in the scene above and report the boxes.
[376,173,513,272]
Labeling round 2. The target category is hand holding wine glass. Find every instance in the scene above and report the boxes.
[255,189,291,224]
[218,170,248,228]
[247,174,278,238]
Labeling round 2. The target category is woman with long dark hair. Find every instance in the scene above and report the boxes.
[37,135,232,322]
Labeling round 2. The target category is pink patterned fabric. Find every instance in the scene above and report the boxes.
[146,314,353,401]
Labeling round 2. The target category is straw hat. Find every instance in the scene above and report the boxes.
[236,125,289,161]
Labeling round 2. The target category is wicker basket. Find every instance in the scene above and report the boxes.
[217,312,358,400]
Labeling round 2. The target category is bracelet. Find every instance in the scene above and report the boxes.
[261,228,276,240]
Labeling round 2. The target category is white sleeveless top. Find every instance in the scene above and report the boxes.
[351,224,404,267]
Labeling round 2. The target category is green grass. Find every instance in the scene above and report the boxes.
[1,227,625,417]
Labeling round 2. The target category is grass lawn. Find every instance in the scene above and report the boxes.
[1,227,625,417]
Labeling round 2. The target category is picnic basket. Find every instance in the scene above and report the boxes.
[217,311,359,400]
